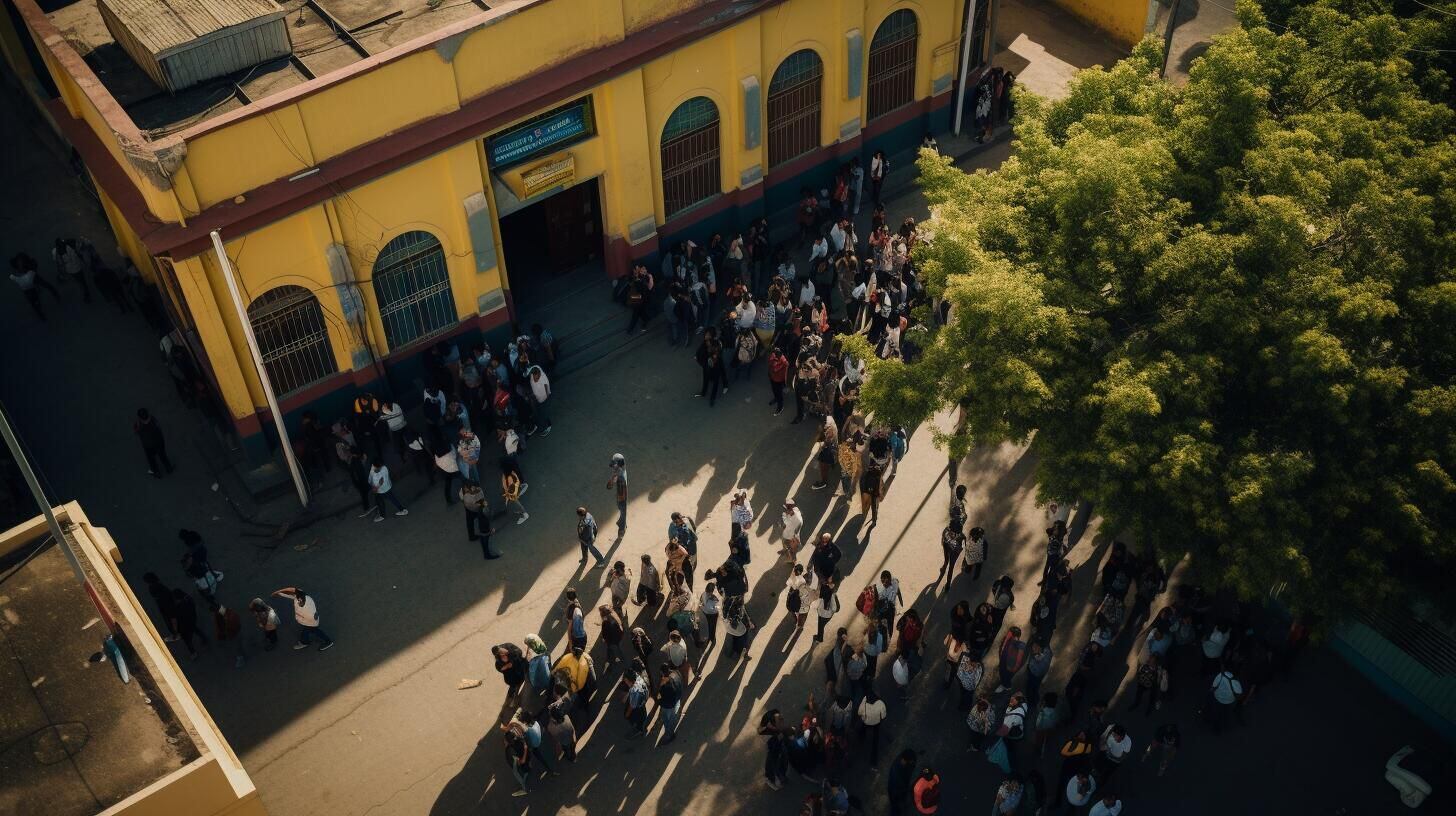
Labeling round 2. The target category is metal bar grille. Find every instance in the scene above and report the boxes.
[867,24,918,121]
[767,51,823,169]
[372,231,457,351]
[662,119,721,219]
[248,285,337,396]
[1359,605,1456,676]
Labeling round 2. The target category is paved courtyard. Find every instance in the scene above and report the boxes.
[2,5,1451,815]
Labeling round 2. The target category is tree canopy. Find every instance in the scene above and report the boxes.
[853,0,1456,620]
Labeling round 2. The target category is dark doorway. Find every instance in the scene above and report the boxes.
[499,177,604,314]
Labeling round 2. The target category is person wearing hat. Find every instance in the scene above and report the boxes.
[607,454,629,535]
[781,500,805,562]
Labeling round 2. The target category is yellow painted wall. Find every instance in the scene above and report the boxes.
[28,0,963,426]
[1050,0,1152,47]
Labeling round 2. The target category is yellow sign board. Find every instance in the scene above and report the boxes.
[521,154,576,198]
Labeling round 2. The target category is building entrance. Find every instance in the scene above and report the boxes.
[499,177,604,315]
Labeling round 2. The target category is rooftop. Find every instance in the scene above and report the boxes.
[43,0,499,134]
[0,522,200,816]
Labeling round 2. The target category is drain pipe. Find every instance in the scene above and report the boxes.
[953,0,980,135]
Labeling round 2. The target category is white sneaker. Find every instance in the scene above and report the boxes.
[373,515,384,523]
[395,509,409,517]
[516,513,529,525]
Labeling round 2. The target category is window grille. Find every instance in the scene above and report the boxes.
[371,230,457,351]
[247,285,337,396]
[867,10,919,121]
[661,97,722,219]
[766,49,824,169]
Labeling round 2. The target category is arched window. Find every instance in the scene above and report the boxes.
[661,97,722,219]
[867,10,919,121]
[247,285,337,396]
[766,49,823,169]
[371,231,456,350]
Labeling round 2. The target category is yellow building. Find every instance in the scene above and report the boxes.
[10,0,993,462]
[0,504,266,816]
[1049,0,1159,47]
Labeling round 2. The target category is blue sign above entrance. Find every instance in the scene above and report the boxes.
[486,98,595,169]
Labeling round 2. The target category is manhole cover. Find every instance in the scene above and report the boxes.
[32,723,90,764]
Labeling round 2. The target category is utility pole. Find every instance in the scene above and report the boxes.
[1160,0,1184,78]
[0,405,84,584]
[953,0,980,135]
[209,229,310,508]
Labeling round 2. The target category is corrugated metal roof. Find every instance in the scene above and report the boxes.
[99,0,286,56]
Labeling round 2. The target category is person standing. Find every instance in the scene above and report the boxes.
[599,604,625,663]
[1054,730,1095,808]
[962,526,988,581]
[1143,722,1180,776]
[368,461,408,522]
[812,574,841,643]
[1094,724,1132,783]
[859,463,883,525]
[527,366,553,435]
[938,523,965,591]
[725,596,755,662]
[656,662,685,745]
[501,465,529,525]
[1063,771,1097,814]
[271,586,335,650]
[460,482,499,559]
[635,554,665,609]
[1130,654,1167,714]
[767,347,789,415]
[785,564,810,632]
[781,501,805,562]
[857,688,888,770]
[869,150,888,207]
[759,710,790,790]
[607,454,629,536]
[888,749,917,816]
[698,581,721,647]
[995,626,1029,692]
[1204,666,1244,733]
[248,597,280,651]
[493,643,526,696]
[603,559,632,618]
[132,408,174,477]
[52,238,91,301]
[728,489,755,540]
[1087,793,1123,816]
[456,429,482,485]
[1025,640,1053,703]
[504,727,531,797]
[576,507,607,567]
[9,252,62,320]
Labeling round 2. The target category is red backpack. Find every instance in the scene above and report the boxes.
[856,587,877,616]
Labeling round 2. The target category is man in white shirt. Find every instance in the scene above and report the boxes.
[1207,669,1244,732]
[809,236,828,267]
[856,689,888,770]
[780,501,804,560]
[1088,793,1123,816]
[829,219,847,254]
[735,296,756,331]
[1064,771,1096,810]
[271,586,335,650]
[1096,723,1132,782]
[527,366,552,435]
[367,461,408,522]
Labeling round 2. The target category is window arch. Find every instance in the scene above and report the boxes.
[661,96,721,219]
[867,10,919,121]
[766,49,823,169]
[247,285,337,396]
[371,230,457,351]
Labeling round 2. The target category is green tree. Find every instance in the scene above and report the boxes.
[853,1,1456,620]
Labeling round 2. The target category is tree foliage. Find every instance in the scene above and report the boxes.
[859,0,1456,620]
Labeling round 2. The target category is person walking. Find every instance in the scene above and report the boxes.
[170,588,205,658]
[271,586,334,650]
[493,643,526,696]
[599,604,626,664]
[248,597,280,651]
[368,461,408,522]
[812,575,840,643]
[456,482,495,557]
[519,710,558,775]
[607,454,629,536]
[575,507,607,567]
[888,749,917,816]
[785,564,810,632]
[1130,654,1167,714]
[938,523,965,591]
[857,688,888,770]
[962,526,989,581]
[52,238,91,301]
[501,465,529,525]
[456,429,482,485]
[635,554,665,610]
[725,596,756,662]
[759,710,791,790]
[132,408,174,477]
[699,581,721,647]
[728,490,755,540]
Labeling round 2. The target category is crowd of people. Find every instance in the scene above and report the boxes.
[122,126,1310,815]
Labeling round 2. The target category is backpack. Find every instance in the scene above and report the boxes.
[920,779,941,809]
[856,587,876,615]
[786,586,802,614]
[900,614,923,644]
[737,334,756,363]
[527,653,551,691]
[570,611,587,641]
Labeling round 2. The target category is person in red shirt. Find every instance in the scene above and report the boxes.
[913,767,941,813]
[768,347,789,416]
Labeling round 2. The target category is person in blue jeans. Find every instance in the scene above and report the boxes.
[656,663,684,745]
[271,587,334,651]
